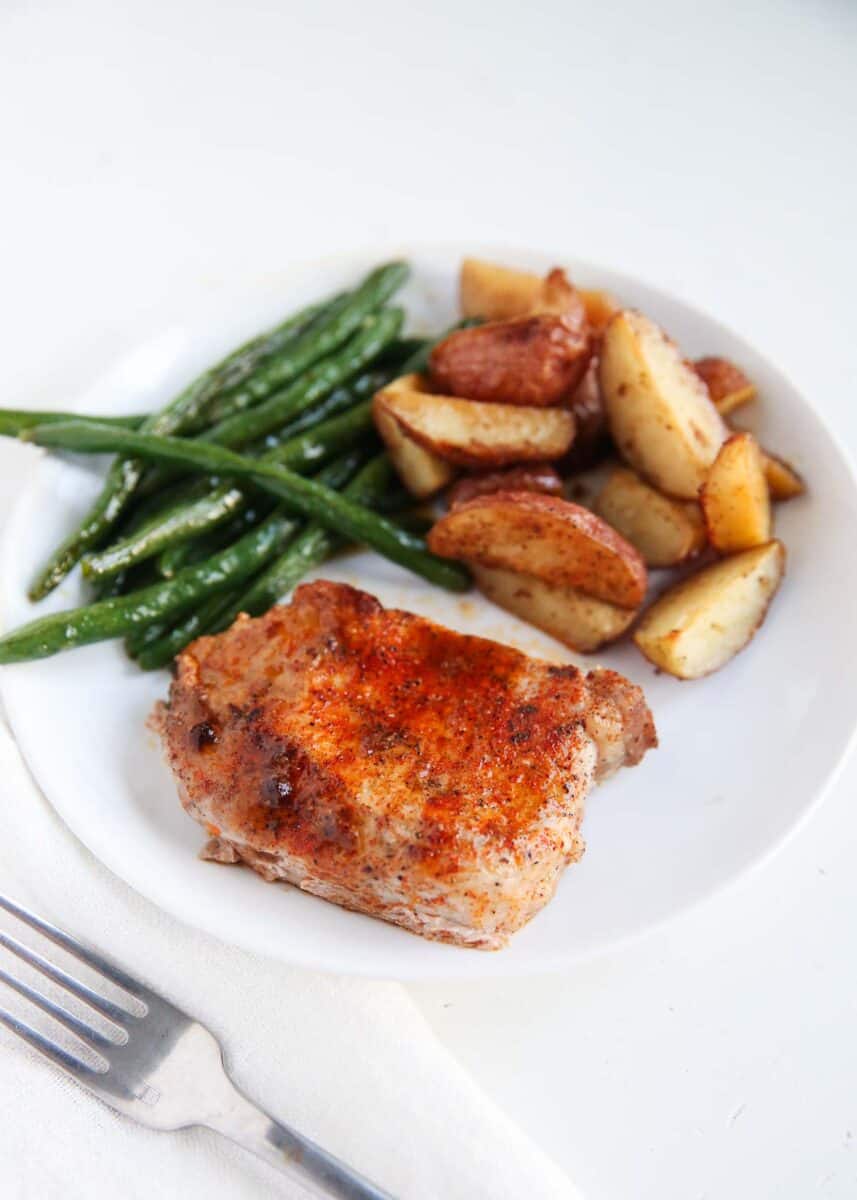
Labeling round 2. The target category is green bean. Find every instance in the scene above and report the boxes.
[80,400,377,580]
[91,572,131,601]
[81,484,247,582]
[131,365,393,499]
[27,294,338,600]
[24,421,471,592]
[392,511,435,536]
[196,297,331,396]
[154,515,265,580]
[129,514,282,652]
[130,591,233,666]
[340,452,399,505]
[82,477,212,588]
[136,504,428,669]
[138,380,381,528]
[0,509,307,664]
[28,459,146,600]
[203,307,403,449]
[124,614,175,659]
[96,369,384,591]
[0,410,146,438]
[200,262,407,428]
[134,449,369,669]
[263,400,376,468]
[153,500,275,580]
[189,295,347,425]
[191,296,344,428]
[373,337,428,371]
[119,476,215,528]
[254,368,390,452]
[124,503,277,655]
[194,454,398,639]
[103,561,160,601]
[218,529,332,631]
[129,447,365,652]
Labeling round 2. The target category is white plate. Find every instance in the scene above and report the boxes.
[2,245,857,980]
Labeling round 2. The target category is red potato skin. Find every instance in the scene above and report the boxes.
[693,357,755,405]
[429,314,592,407]
[447,464,564,509]
[538,268,588,323]
[560,356,611,473]
[428,491,648,609]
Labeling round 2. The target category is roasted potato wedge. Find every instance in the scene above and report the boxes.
[600,310,727,498]
[536,268,589,325]
[428,492,647,608]
[700,432,771,553]
[634,540,786,679]
[459,258,618,334]
[377,385,575,468]
[472,564,637,653]
[595,467,706,567]
[373,374,455,498]
[447,464,563,508]
[579,288,619,338]
[762,450,805,501]
[460,258,542,320]
[374,405,454,498]
[429,313,591,408]
[694,356,757,416]
[561,357,610,473]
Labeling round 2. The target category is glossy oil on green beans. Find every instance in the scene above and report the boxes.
[134,449,369,669]
[128,364,393,499]
[131,590,234,666]
[0,509,305,663]
[253,368,390,452]
[201,261,407,425]
[26,292,341,599]
[0,410,146,438]
[81,484,247,581]
[195,453,398,639]
[203,306,403,448]
[80,399,377,580]
[24,420,470,592]
[129,450,361,650]
[152,503,274,580]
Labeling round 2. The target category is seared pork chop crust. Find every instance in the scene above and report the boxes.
[157,581,656,949]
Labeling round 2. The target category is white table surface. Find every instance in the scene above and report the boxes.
[1,2,856,1197]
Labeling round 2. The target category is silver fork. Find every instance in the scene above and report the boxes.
[0,891,394,1199]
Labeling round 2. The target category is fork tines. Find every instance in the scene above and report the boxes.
[0,892,146,1075]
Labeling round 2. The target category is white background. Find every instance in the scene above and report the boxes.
[1,1,856,1197]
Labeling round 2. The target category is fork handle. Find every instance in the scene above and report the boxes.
[206,1084,395,1199]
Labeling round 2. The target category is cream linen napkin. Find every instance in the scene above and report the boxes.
[0,709,580,1200]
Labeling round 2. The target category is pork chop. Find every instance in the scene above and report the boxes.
[156,580,656,949]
